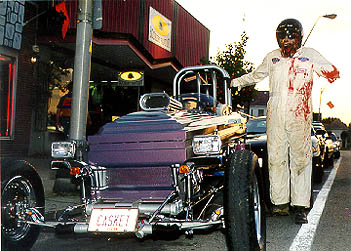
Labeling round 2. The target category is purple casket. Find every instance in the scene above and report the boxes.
[88,111,186,202]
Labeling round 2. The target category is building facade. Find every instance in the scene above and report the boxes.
[1,1,39,157]
[1,0,210,157]
[249,91,269,117]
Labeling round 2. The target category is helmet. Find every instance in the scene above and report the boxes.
[276,19,304,57]
[276,18,303,48]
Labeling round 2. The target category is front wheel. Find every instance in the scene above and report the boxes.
[224,150,266,251]
[1,159,45,250]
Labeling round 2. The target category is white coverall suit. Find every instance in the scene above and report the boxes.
[231,47,339,207]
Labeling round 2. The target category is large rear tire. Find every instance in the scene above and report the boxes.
[1,159,45,250]
[224,150,266,251]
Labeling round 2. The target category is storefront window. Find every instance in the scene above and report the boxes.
[0,54,16,138]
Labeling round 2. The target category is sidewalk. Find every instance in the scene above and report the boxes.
[24,156,80,213]
[24,156,53,195]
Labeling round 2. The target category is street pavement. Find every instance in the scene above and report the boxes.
[311,150,351,251]
[23,150,351,250]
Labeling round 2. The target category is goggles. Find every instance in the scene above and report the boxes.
[277,32,298,40]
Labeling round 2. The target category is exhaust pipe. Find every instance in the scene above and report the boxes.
[153,224,181,236]
[55,223,89,235]
[135,223,180,239]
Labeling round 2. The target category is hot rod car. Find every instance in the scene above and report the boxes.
[1,65,266,250]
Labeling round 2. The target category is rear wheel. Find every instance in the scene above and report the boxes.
[224,150,266,251]
[1,159,45,250]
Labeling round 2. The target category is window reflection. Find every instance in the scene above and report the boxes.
[0,54,15,137]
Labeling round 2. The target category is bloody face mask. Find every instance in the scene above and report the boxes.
[278,33,299,58]
[280,38,298,58]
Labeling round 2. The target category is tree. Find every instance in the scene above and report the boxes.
[48,60,71,91]
[215,32,256,108]
[322,117,347,128]
[321,117,338,124]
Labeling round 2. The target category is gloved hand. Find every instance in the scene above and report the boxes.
[230,79,242,91]
[327,72,340,83]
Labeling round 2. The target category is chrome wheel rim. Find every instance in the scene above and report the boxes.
[1,176,36,241]
[253,174,264,248]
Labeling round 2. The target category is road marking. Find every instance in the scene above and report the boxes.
[289,158,341,251]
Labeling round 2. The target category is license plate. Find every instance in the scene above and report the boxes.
[88,208,138,232]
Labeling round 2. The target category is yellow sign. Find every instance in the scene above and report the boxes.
[120,71,143,81]
[117,71,144,87]
[152,15,169,36]
[148,7,172,52]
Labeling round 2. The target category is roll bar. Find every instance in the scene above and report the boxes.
[172,65,232,106]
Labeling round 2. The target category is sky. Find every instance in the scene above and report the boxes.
[176,0,351,125]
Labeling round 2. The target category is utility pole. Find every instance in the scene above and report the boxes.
[70,0,93,160]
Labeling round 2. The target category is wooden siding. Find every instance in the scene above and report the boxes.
[67,0,139,38]
[175,3,210,66]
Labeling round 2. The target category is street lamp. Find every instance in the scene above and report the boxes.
[302,14,337,46]
[305,14,337,120]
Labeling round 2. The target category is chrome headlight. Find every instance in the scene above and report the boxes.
[192,135,222,155]
[51,141,76,158]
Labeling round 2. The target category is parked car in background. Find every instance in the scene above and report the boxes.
[314,128,334,168]
[329,132,341,159]
[311,127,325,183]
[312,121,325,130]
